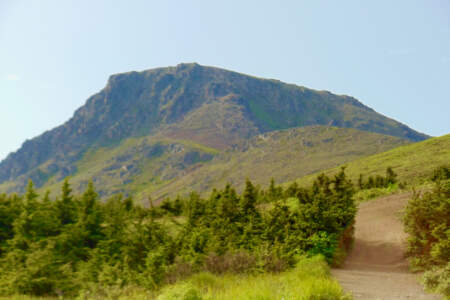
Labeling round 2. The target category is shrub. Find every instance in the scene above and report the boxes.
[422,262,450,297]
[404,166,450,298]
[404,179,450,269]
[431,165,450,182]
[164,258,194,284]
[358,167,398,190]
[204,251,257,275]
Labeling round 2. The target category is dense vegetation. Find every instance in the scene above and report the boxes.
[0,168,355,298]
[403,165,450,297]
[357,167,398,190]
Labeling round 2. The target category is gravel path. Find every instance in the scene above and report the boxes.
[332,193,440,300]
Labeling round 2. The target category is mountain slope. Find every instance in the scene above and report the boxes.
[0,63,427,195]
[1,126,408,200]
[143,126,410,200]
[291,133,450,188]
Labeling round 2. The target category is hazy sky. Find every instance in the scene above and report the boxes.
[1,0,449,160]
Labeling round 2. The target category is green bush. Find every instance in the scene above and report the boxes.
[422,262,450,297]
[404,180,450,269]
[357,166,398,190]
[403,166,450,297]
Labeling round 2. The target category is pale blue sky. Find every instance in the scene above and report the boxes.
[1,0,449,160]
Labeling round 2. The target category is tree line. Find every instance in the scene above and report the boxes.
[0,168,357,297]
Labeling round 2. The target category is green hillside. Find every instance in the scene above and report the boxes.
[136,126,408,200]
[1,136,219,199]
[0,126,408,200]
[291,133,450,188]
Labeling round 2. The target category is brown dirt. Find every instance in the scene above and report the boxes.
[332,193,439,299]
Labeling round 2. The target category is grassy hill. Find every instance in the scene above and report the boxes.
[0,126,409,200]
[290,133,450,188]
[144,126,409,200]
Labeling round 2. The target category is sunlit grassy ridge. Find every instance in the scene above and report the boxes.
[290,133,450,188]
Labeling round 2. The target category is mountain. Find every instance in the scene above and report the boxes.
[0,63,428,196]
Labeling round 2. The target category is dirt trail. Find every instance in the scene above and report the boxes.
[332,193,439,300]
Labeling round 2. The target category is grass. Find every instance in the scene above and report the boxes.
[35,135,219,200]
[147,126,409,200]
[24,126,408,202]
[289,133,450,189]
[0,297,57,300]
[0,257,351,300]
[157,256,350,300]
[353,184,402,203]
